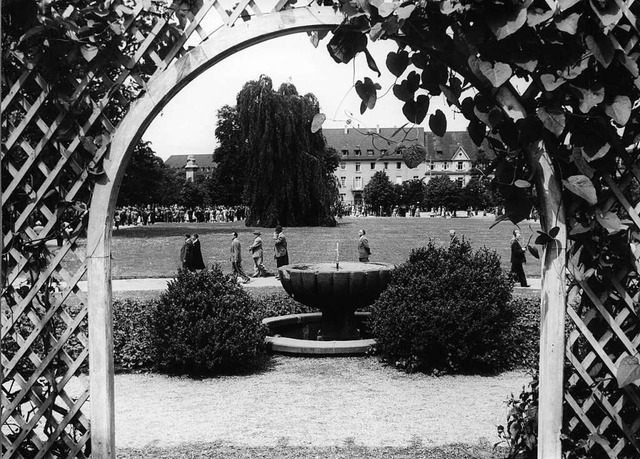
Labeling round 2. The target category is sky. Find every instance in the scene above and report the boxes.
[143,33,467,160]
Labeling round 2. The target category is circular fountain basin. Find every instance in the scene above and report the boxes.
[275,261,394,342]
[263,312,376,355]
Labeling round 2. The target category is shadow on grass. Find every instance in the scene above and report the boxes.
[117,443,509,458]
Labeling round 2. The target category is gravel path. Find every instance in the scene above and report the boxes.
[113,356,530,449]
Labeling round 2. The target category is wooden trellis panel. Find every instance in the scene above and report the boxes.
[564,152,640,457]
[1,1,301,457]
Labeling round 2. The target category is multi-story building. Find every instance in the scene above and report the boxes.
[323,127,488,206]
[165,129,488,206]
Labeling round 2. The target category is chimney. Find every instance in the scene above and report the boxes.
[376,124,380,134]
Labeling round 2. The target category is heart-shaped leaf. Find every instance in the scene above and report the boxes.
[393,71,421,101]
[488,3,528,40]
[402,95,429,124]
[327,30,367,64]
[363,48,381,77]
[397,4,416,19]
[549,226,560,238]
[582,143,610,162]
[528,245,540,259]
[586,34,615,68]
[563,175,597,205]
[538,107,566,137]
[81,44,98,62]
[535,231,555,245]
[590,0,623,29]
[429,110,447,137]
[540,74,566,92]
[478,59,513,88]
[467,119,486,146]
[311,113,326,133]
[377,2,396,17]
[596,211,622,234]
[616,355,640,388]
[569,222,591,235]
[555,13,580,34]
[386,50,409,77]
[528,7,555,27]
[605,95,631,126]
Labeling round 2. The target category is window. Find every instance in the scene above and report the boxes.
[396,176,402,185]
[437,149,443,156]
[396,162,402,169]
[367,149,374,156]
[355,163,361,172]
[355,149,362,156]
[430,163,435,170]
[413,176,419,180]
[384,162,389,169]
[443,161,449,170]
[457,161,464,170]
[342,149,349,157]
[354,177,362,189]
[340,177,346,188]
[340,193,346,202]
[370,162,376,170]
[456,177,464,188]
[340,162,346,169]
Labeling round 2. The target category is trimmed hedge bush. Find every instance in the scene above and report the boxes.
[152,266,267,376]
[369,239,521,374]
[113,298,156,372]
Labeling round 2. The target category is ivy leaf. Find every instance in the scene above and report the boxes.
[81,44,98,62]
[478,59,513,88]
[540,74,566,92]
[528,245,540,259]
[487,3,528,40]
[586,34,615,68]
[605,95,632,126]
[537,107,566,137]
[616,355,640,388]
[555,13,580,34]
[327,29,367,64]
[355,78,380,114]
[563,175,598,205]
[549,226,560,238]
[386,50,409,77]
[582,143,610,163]
[596,211,622,234]
[311,113,326,133]
[429,110,447,137]
[402,95,429,124]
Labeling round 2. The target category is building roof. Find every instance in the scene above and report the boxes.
[322,127,425,161]
[424,131,490,162]
[164,154,216,169]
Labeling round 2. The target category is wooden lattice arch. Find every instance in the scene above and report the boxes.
[2,1,640,458]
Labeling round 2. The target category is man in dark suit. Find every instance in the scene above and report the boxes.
[273,225,288,280]
[510,229,529,287]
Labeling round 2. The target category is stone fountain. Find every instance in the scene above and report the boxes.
[263,259,394,355]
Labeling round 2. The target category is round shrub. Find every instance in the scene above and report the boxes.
[113,298,156,372]
[152,266,267,376]
[369,239,516,374]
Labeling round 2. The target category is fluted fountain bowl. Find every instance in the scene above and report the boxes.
[277,262,394,341]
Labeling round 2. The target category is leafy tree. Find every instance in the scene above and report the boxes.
[237,75,338,227]
[396,179,425,209]
[423,175,460,212]
[211,105,246,206]
[117,141,174,206]
[461,176,494,211]
[364,171,397,215]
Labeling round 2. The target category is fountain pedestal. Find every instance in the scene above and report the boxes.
[278,262,394,342]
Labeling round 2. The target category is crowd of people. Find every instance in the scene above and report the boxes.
[114,205,248,228]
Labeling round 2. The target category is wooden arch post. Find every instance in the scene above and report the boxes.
[85,7,341,458]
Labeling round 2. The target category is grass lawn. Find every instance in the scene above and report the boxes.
[70,216,542,279]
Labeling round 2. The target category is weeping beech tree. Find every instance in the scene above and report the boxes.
[236,75,339,227]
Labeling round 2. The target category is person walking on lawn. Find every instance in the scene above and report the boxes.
[273,225,289,280]
[230,232,251,283]
[249,230,268,277]
[191,233,206,270]
[510,228,530,287]
[180,233,194,271]
[357,228,371,262]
